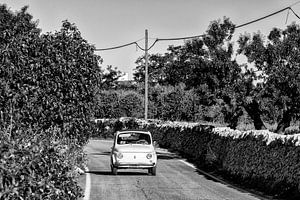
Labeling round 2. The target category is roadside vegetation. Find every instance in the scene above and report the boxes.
[0,5,101,199]
[1,2,300,200]
[98,17,300,135]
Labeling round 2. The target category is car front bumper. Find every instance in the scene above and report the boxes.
[113,162,156,169]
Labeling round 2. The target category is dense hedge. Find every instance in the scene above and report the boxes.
[0,5,100,199]
[94,118,300,199]
[0,129,85,200]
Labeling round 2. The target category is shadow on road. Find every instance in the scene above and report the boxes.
[88,170,150,176]
[156,149,181,160]
[157,152,181,160]
[88,151,111,156]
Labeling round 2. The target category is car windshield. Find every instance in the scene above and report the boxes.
[117,132,151,145]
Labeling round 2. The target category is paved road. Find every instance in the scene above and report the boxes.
[83,140,263,200]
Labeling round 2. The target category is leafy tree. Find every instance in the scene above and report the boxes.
[134,54,167,85]
[95,90,121,118]
[134,40,208,88]
[154,84,195,121]
[95,90,144,118]
[0,4,102,143]
[230,65,266,130]
[133,17,246,127]
[238,23,300,133]
[0,4,41,130]
[0,4,101,199]
[101,65,123,89]
[119,91,143,118]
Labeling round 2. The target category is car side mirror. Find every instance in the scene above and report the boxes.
[153,141,158,147]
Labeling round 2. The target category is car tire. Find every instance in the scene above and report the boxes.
[111,165,118,175]
[148,166,156,176]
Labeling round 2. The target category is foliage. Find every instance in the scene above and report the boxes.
[100,65,123,89]
[96,83,227,122]
[238,23,300,133]
[133,18,253,129]
[119,91,144,118]
[95,90,144,119]
[0,4,40,130]
[134,54,167,85]
[132,18,300,131]
[0,4,101,199]
[155,84,195,121]
[0,5,101,144]
[92,118,140,139]
[0,128,84,200]
[95,90,121,118]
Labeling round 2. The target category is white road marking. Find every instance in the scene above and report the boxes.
[179,159,197,169]
[83,166,91,200]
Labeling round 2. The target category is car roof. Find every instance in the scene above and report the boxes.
[115,129,151,136]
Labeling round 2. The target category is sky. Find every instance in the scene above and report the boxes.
[2,0,300,79]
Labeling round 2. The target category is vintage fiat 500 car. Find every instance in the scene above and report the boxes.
[110,130,157,175]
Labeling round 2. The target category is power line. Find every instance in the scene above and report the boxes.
[290,7,300,19]
[95,41,137,51]
[95,37,144,51]
[95,3,300,52]
[157,6,299,41]
[235,6,300,28]
[235,7,290,28]
[148,39,159,51]
[157,34,205,41]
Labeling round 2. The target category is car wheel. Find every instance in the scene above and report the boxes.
[111,165,118,175]
[148,166,156,176]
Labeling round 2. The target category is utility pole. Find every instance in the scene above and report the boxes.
[144,29,148,120]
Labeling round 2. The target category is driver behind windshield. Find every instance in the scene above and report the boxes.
[117,133,150,145]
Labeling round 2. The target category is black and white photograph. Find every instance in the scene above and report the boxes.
[1,0,300,199]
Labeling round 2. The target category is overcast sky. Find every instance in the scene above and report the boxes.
[2,0,300,79]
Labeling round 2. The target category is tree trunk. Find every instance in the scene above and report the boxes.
[222,101,243,130]
[228,107,244,129]
[243,100,266,130]
[276,109,292,134]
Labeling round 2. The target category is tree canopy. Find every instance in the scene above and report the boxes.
[133,18,300,133]
[238,23,300,132]
[0,5,102,143]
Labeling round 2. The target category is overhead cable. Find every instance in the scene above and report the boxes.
[95,41,137,51]
[147,39,159,51]
[289,7,300,19]
[154,6,300,44]
[157,34,205,41]
[96,37,145,51]
[95,3,300,52]
[235,7,290,28]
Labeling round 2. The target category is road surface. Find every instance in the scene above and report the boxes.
[82,140,265,200]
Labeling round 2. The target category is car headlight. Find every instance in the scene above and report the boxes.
[116,152,123,159]
[146,153,152,159]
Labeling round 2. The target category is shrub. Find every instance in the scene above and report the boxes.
[1,7,101,144]
[0,129,84,200]
[0,5,101,199]
[95,90,144,119]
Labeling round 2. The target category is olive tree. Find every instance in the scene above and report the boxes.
[238,23,300,133]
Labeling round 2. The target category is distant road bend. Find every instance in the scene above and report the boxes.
[83,140,265,200]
